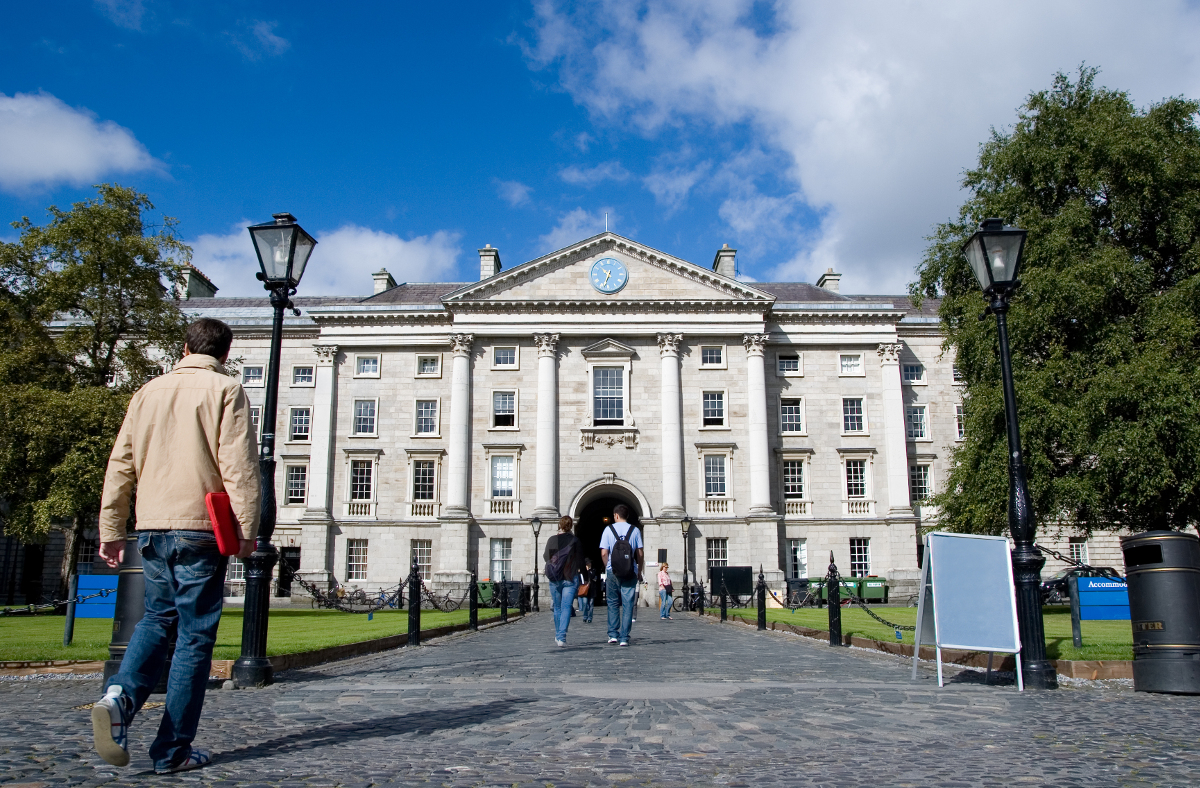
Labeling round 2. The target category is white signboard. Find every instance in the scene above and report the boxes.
[912,532,1023,691]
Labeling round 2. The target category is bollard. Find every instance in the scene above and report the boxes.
[756,565,767,631]
[695,582,704,617]
[407,554,421,647]
[104,535,174,691]
[500,578,509,624]
[469,569,478,631]
[63,574,78,646]
[1068,574,1083,649]
[827,552,843,647]
[720,581,728,622]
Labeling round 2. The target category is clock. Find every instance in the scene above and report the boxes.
[589,257,629,294]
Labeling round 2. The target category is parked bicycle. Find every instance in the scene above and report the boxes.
[671,584,707,612]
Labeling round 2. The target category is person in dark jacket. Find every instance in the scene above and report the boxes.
[544,515,582,647]
[578,556,599,623]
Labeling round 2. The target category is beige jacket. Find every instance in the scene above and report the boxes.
[99,354,261,543]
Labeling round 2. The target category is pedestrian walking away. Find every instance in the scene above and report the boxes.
[544,515,583,646]
[91,318,260,774]
[658,561,673,619]
[578,556,598,623]
[600,504,644,646]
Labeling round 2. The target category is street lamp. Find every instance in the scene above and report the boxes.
[233,212,317,688]
[680,515,692,607]
[963,217,1056,690]
[531,516,542,613]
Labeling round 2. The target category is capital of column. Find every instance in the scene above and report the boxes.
[533,332,560,357]
[742,333,769,356]
[312,345,339,365]
[877,342,902,365]
[657,332,683,357]
[450,333,475,356]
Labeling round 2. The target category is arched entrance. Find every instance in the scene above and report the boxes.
[575,495,641,584]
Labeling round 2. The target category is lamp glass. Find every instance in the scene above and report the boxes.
[681,517,691,536]
[963,221,1026,291]
[251,225,296,283]
[531,517,541,536]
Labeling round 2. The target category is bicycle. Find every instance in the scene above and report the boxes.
[671,585,707,612]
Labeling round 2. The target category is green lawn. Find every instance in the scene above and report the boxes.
[720,605,1133,661]
[0,607,501,662]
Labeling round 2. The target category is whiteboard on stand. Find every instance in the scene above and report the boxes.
[911,532,1023,691]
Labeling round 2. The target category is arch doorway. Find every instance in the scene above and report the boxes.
[575,495,640,604]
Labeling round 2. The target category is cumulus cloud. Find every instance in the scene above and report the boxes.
[644,159,711,212]
[227,20,291,61]
[524,0,1200,292]
[495,178,533,207]
[559,160,631,186]
[95,0,145,30]
[0,92,163,193]
[537,207,618,252]
[189,223,462,297]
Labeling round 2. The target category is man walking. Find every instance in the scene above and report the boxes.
[600,504,643,646]
[91,318,260,774]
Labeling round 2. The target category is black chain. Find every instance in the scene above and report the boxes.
[279,561,471,614]
[0,588,115,617]
[828,567,915,631]
[1033,543,1120,578]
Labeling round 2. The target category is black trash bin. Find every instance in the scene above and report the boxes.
[1122,530,1200,694]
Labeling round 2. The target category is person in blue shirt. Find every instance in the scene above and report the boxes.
[599,504,644,646]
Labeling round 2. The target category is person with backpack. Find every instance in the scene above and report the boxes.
[599,504,644,646]
[543,515,582,647]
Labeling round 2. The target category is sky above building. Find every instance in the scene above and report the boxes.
[3,1,1200,297]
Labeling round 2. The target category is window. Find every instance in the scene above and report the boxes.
[491,456,515,498]
[105,372,117,388]
[593,367,623,425]
[76,539,98,575]
[1069,538,1089,565]
[411,539,432,581]
[415,399,438,435]
[905,405,928,440]
[250,406,261,443]
[700,346,725,368]
[909,464,931,502]
[242,366,264,387]
[285,465,307,505]
[350,460,373,500]
[849,538,871,577]
[839,353,864,376]
[292,366,314,386]
[289,407,311,442]
[777,352,802,375]
[227,557,245,582]
[902,364,925,384]
[704,455,727,498]
[490,538,512,581]
[783,460,805,499]
[706,538,728,569]
[493,391,516,428]
[346,539,369,581]
[842,398,866,433]
[788,539,808,580]
[702,391,725,427]
[353,399,377,436]
[845,460,867,498]
[412,460,436,500]
[780,398,804,433]
[493,346,517,368]
[355,355,380,378]
[417,355,440,377]
[955,405,965,440]
[953,365,965,383]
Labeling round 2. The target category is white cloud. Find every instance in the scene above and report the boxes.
[524,1,1200,293]
[559,160,631,186]
[537,207,618,252]
[0,92,162,193]
[190,223,462,297]
[495,179,533,207]
[227,20,291,61]
[644,160,711,212]
[95,0,145,30]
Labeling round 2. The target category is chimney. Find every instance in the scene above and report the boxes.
[372,268,397,295]
[479,244,502,281]
[181,265,218,299]
[817,267,842,293]
[712,243,737,278]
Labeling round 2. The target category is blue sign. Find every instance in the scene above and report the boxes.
[75,576,118,619]
[1077,576,1129,621]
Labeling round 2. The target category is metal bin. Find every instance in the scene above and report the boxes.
[860,577,888,603]
[1122,530,1200,694]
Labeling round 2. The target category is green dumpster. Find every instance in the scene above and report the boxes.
[813,578,859,600]
[860,577,888,603]
[478,581,495,606]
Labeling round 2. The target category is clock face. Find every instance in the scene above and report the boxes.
[589,257,629,294]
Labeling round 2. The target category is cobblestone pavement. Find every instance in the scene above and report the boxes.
[3,609,1199,787]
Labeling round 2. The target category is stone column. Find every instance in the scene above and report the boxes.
[299,345,338,582]
[533,333,561,519]
[878,343,913,515]
[743,334,774,514]
[444,333,474,516]
[658,333,685,517]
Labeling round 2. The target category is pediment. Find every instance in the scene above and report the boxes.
[580,338,636,360]
[442,233,775,308]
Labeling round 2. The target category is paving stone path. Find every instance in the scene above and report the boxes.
[2,609,1198,787]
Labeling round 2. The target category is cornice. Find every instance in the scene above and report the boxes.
[768,309,906,326]
[449,299,770,314]
[308,311,452,327]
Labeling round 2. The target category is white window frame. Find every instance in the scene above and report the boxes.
[483,443,523,517]
[405,448,443,518]
[490,389,519,431]
[841,397,869,435]
[491,345,519,370]
[699,389,729,430]
[353,353,381,379]
[902,363,926,385]
[696,443,735,516]
[291,365,315,387]
[706,538,729,570]
[778,449,814,518]
[955,404,965,441]
[241,365,265,387]
[905,404,931,441]
[849,537,872,577]
[787,538,808,580]
[838,449,876,517]
[411,539,433,581]
[343,449,381,519]
[284,463,308,506]
[909,463,932,504]
[838,352,865,377]
[415,353,442,378]
[489,537,513,582]
[952,365,965,385]
[776,351,804,377]
[288,406,312,443]
[581,341,637,429]
[699,345,727,370]
[249,406,261,444]
[1068,537,1089,565]
[779,396,806,435]
[346,538,369,581]
[351,398,379,437]
[412,398,440,438]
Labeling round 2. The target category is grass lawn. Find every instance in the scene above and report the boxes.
[0,607,501,662]
[719,604,1133,661]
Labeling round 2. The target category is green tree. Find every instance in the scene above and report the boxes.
[913,67,1200,537]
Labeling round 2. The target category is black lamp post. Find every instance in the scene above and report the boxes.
[963,217,1056,690]
[233,212,316,688]
[530,516,542,612]
[680,515,692,607]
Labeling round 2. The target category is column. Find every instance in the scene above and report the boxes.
[444,333,474,516]
[878,343,913,515]
[299,345,338,581]
[743,334,774,514]
[533,333,560,519]
[658,333,685,517]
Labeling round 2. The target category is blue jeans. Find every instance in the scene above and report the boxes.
[606,574,638,642]
[578,594,594,622]
[108,531,227,771]
[660,588,672,618]
[549,579,578,642]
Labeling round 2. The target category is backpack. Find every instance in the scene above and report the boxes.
[545,534,579,582]
[607,523,638,581]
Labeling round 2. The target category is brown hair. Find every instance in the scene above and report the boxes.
[558,515,574,532]
[184,318,233,359]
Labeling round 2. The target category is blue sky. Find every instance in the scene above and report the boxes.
[4,1,1200,296]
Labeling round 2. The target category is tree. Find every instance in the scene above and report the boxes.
[913,67,1200,537]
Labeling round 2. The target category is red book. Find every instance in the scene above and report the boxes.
[205,492,242,557]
